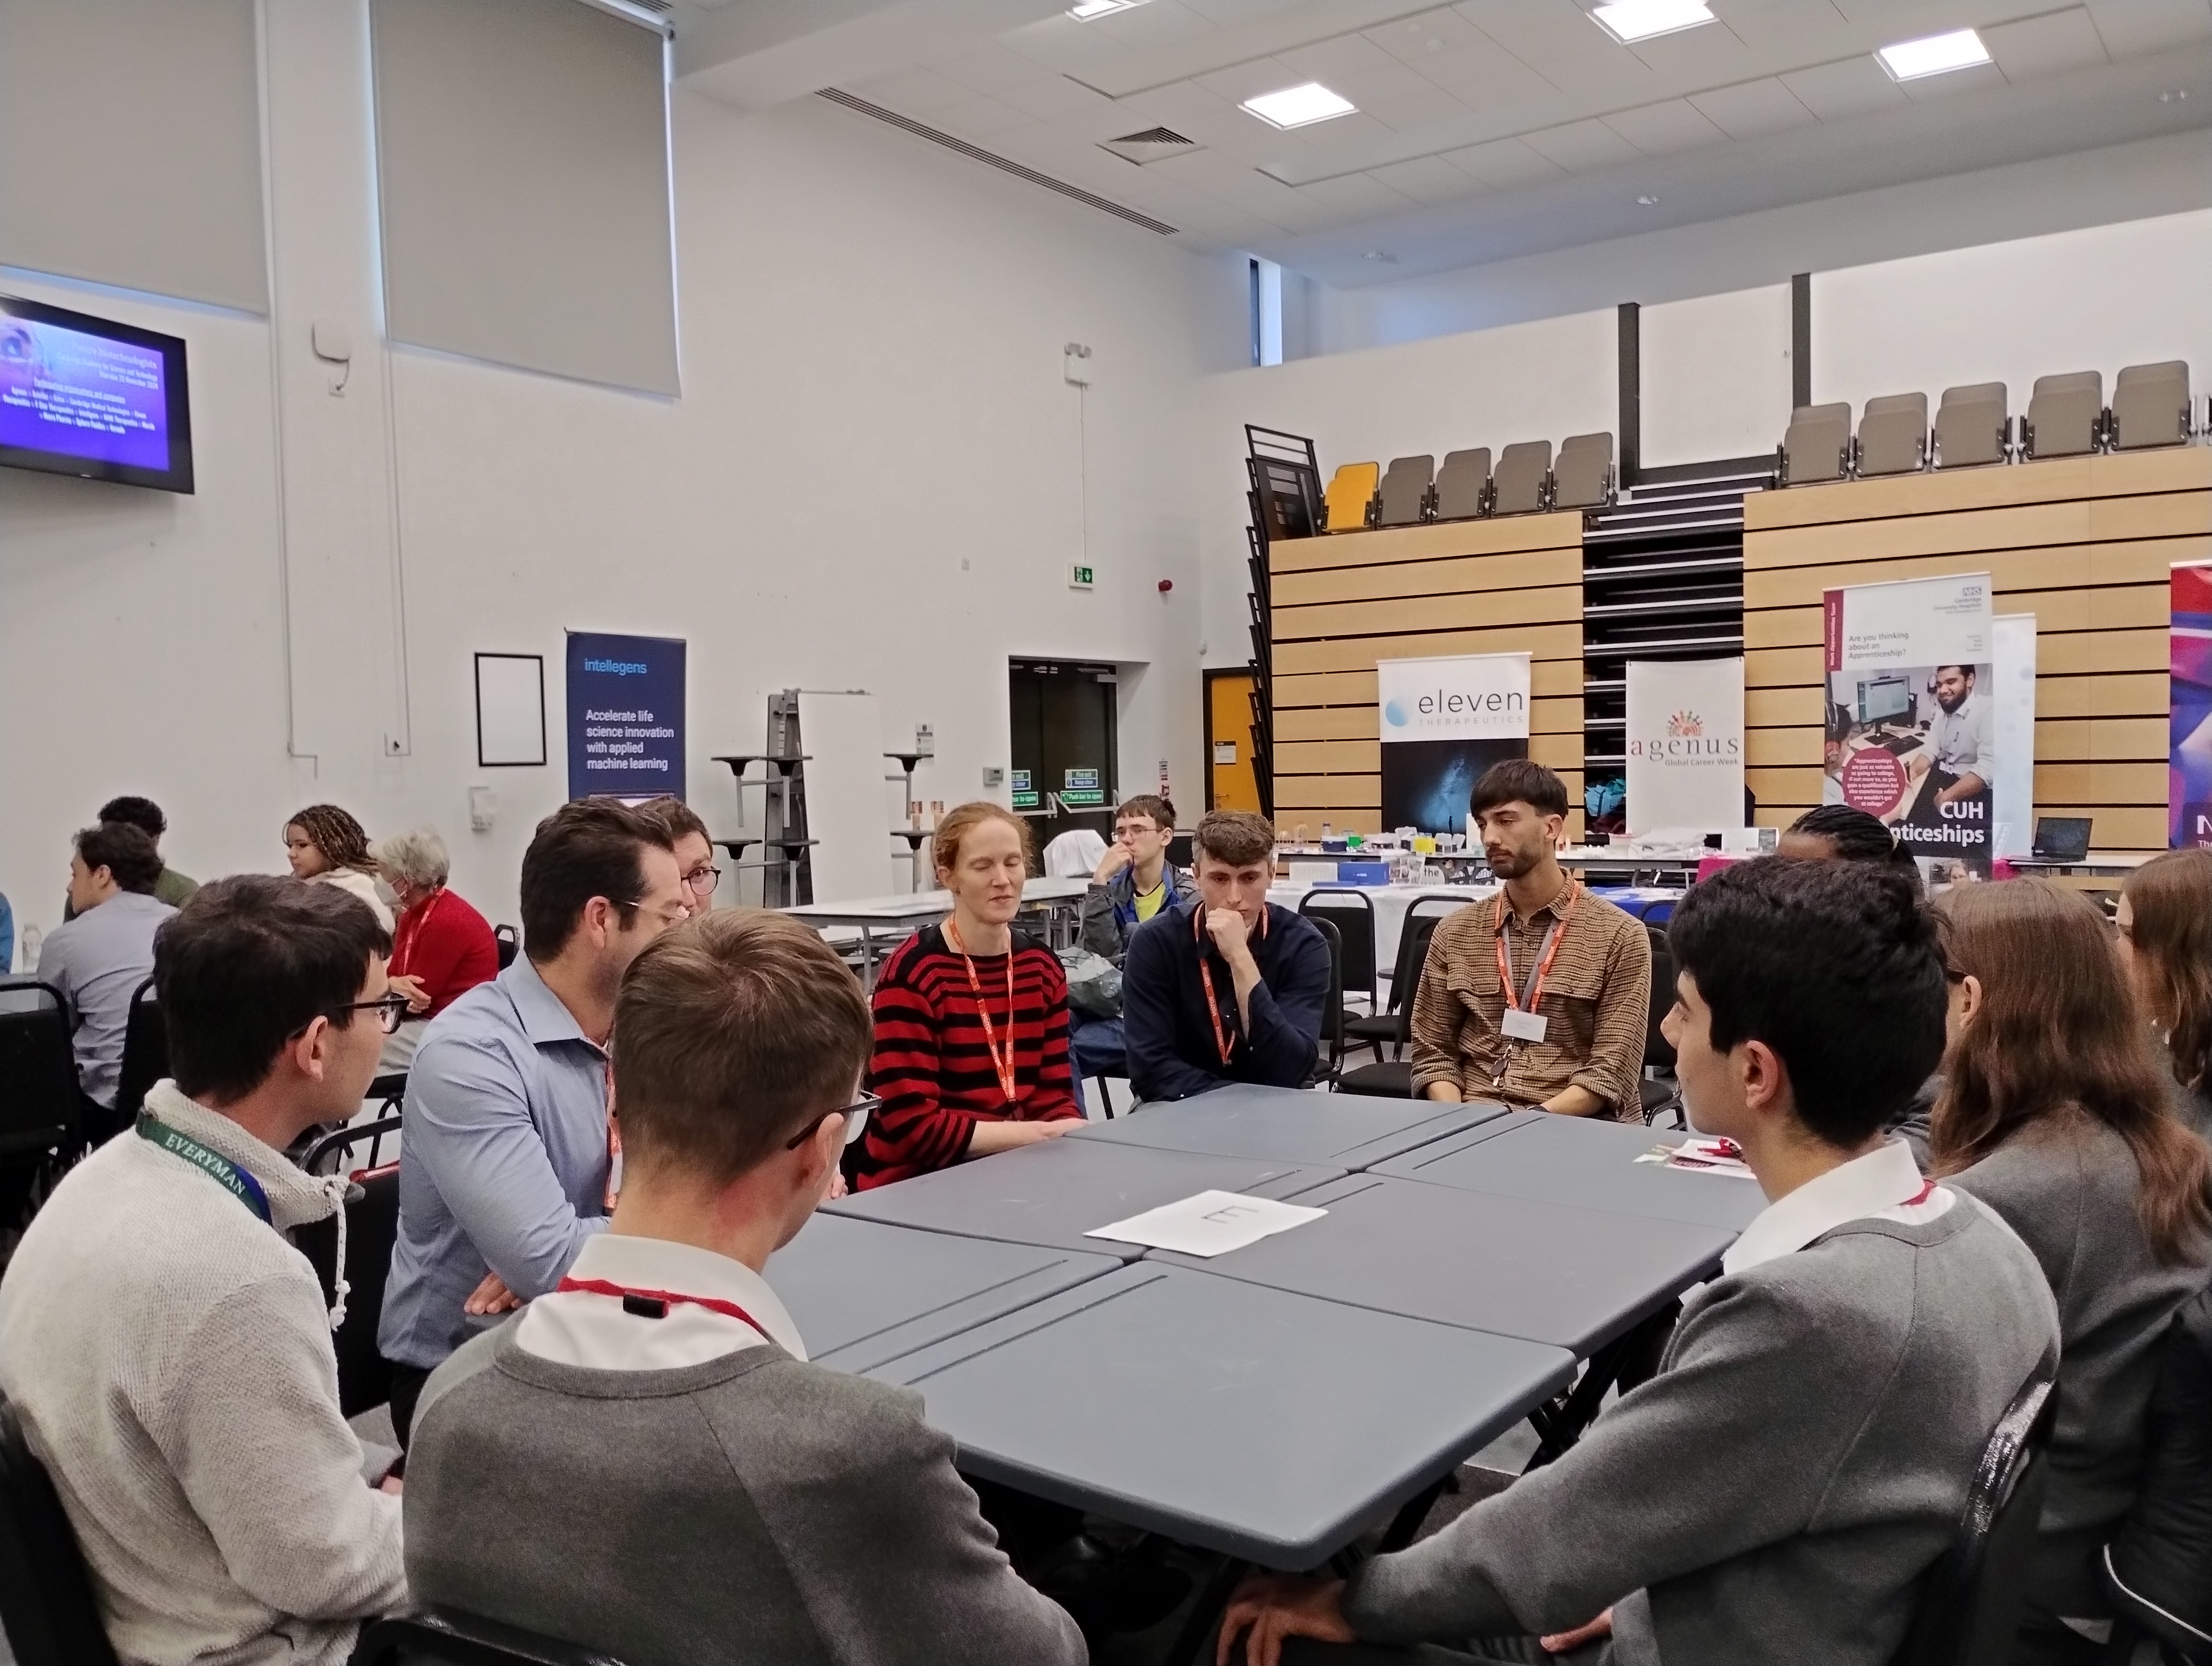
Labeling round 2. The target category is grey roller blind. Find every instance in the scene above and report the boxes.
[371,0,678,395]
[0,0,267,312]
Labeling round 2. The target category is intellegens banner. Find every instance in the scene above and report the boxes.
[566,630,686,800]
[1625,658,1744,834]
[1377,652,1531,835]
[1822,573,1995,875]
[2171,563,2212,848]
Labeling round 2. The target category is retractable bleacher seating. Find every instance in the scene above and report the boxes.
[1780,403,1851,485]
[1432,448,1491,520]
[2110,361,2192,451]
[1375,456,1434,527]
[1856,393,1928,477]
[1552,432,1613,509]
[1933,383,2010,468]
[2023,371,2103,459]
[1491,441,1552,515]
[1322,462,1379,533]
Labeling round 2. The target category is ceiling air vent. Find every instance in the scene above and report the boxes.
[1101,127,1199,165]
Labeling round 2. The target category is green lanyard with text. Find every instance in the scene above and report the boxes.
[136,1112,272,1225]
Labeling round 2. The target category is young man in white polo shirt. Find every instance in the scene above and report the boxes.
[1218,858,2059,1666]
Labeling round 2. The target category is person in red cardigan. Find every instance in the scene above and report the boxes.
[855,802,1082,1189]
[371,827,499,1072]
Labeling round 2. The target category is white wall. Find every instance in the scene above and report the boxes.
[0,0,1240,954]
[1641,285,1792,469]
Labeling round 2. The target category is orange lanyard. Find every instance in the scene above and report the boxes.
[1494,880,1578,1015]
[944,919,1019,1104]
[1194,905,1267,1066]
[391,887,445,975]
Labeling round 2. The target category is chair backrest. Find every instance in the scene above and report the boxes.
[0,1394,121,1666]
[1434,448,1491,520]
[1888,1371,2055,1666]
[493,924,520,971]
[2025,370,2104,459]
[293,1124,403,1418]
[1297,890,1378,1005]
[1857,393,1929,477]
[353,1608,626,1666]
[1643,925,1676,1072]
[2110,360,2191,452]
[1782,402,1852,485]
[1303,916,1346,1080]
[1492,441,1553,515]
[0,988,82,1161]
[1552,431,1613,509]
[1375,454,1434,527]
[1386,900,1464,1029]
[1322,462,1379,533]
[111,979,167,1126]
[1933,383,2010,469]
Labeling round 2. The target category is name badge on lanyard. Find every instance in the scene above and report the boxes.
[1493,883,1577,1063]
[1501,1005,1548,1043]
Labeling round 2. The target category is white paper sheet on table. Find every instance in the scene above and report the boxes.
[1085,1190,1328,1257]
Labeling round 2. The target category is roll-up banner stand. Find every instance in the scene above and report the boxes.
[1377,652,1531,836]
[2171,562,2212,848]
[1822,574,1995,876]
[1624,657,1745,835]
[1990,616,2037,859]
[566,630,686,801]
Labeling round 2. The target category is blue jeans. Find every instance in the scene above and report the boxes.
[1067,1008,1127,1117]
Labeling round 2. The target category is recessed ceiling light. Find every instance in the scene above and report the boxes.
[1876,28,1991,82]
[1362,250,1398,263]
[1590,1,1715,44]
[2159,87,2192,102]
[1068,0,1144,18]
[1242,82,1357,129]
[1636,193,1660,205]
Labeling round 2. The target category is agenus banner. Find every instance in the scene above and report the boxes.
[2171,563,2212,848]
[1377,652,1530,835]
[1624,658,1744,834]
[566,631,686,800]
[1821,573,1995,875]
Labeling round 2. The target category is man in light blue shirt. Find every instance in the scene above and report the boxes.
[36,824,175,1138]
[378,798,688,1445]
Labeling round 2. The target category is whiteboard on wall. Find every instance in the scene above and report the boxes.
[799,691,894,905]
[1639,285,1794,469]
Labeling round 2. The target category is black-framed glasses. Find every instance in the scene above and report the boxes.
[327,994,411,1036]
[681,863,723,898]
[786,1093,881,1151]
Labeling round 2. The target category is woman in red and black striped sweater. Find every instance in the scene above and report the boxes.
[856,802,1083,1189]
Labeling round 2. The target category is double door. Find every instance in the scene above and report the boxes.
[1009,660,1117,865]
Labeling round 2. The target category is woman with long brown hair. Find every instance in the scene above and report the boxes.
[1931,879,2212,1664]
[2118,847,2212,1139]
[283,802,393,931]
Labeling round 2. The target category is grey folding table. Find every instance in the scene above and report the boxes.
[824,1135,1343,1260]
[1371,1108,1768,1232]
[1069,1082,1511,1171]
[763,1211,1121,1373]
[1148,1171,1732,1356]
[864,1261,1574,1569]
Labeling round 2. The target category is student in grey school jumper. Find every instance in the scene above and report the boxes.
[1218,859,2060,1666]
[1932,880,2212,1664]
[403,909,1083,1666]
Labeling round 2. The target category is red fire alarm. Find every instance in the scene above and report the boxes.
[1157,579,1174,593]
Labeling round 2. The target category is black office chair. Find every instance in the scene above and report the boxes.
[296,1118,404,1418]
[111,978,166,1126]
[1889,1369,2056,1666]
[1640,927,1682,1127]
[1303,917,1346,1088]
[2097,1285,2212,1663]
[493,925,520,971]
[0,984,86,1235]
[1297,890,1378,1045]
[353,1609,625,1666]
[0,1393,120,1666]
[1339,907,1456,1098]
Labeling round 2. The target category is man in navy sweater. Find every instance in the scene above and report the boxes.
[1123,811,1330,1100]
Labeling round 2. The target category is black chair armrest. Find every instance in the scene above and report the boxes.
[352,1609,626,1666]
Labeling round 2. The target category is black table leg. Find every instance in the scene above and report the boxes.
[1168,1553,1250,1666]
[1376,1475,1451,1553]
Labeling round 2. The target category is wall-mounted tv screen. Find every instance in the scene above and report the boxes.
[0,296,194,494]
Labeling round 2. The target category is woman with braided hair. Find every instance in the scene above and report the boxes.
[284,803,394,930]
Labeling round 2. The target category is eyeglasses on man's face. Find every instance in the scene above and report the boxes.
[682,863,723,899]
[320,993,411,1036]
[785,1093,882,1151]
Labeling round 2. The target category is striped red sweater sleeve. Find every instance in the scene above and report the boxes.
[857,926,1080,1189]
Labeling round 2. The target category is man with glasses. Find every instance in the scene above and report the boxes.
[637,795,723,915]
[403,910,1084,1665]
[380,798,688,1448]
[0,876,407,1666]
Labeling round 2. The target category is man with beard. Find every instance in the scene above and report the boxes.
[1909,664,1988,809]
[1409,761,1651,1121]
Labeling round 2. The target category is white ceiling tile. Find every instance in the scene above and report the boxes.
[1106,0,1234,51]
[1625,18,1759,80]
[845,68,974,116]
[1144,144,1276,193]
[1602,97,1728,153]
[1282,171,1417,229]
[1456,0,1659,97]
[1983,8,2111,79]
[1777,54,1909,119]
[998,17,1144,78]
[1896,59,2010,100]
[931,42,1060,97]
[1192,55,1305,102]
[1520,116,1645,170]
[996,73,1121,121]
[1367,152,1489,200]
[930,96,1036,140]
[2087,0,2212,56]
[1440,134,1570,185]
[1365,7,1487,62]
[1716,0,1855,56]
[1411,39,1562,105]
[1273,31,1411,85]
[1688,76,1818,136]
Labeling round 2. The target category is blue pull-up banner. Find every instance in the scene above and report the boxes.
[566,631,686,801]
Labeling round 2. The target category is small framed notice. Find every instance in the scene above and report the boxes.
[475,653,548,768]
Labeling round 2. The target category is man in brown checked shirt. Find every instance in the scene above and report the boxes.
[1410,760,1652,1121]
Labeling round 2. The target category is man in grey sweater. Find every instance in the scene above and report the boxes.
[405,908,1083,1666]
[1220,859,2060,1666]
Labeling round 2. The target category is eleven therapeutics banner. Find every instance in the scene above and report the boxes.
[2171,563,2212,847]
[1377,652,1531,835]
[566,630,686,800]
[1822,573,1995,874]
[1624,658,1745,834]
